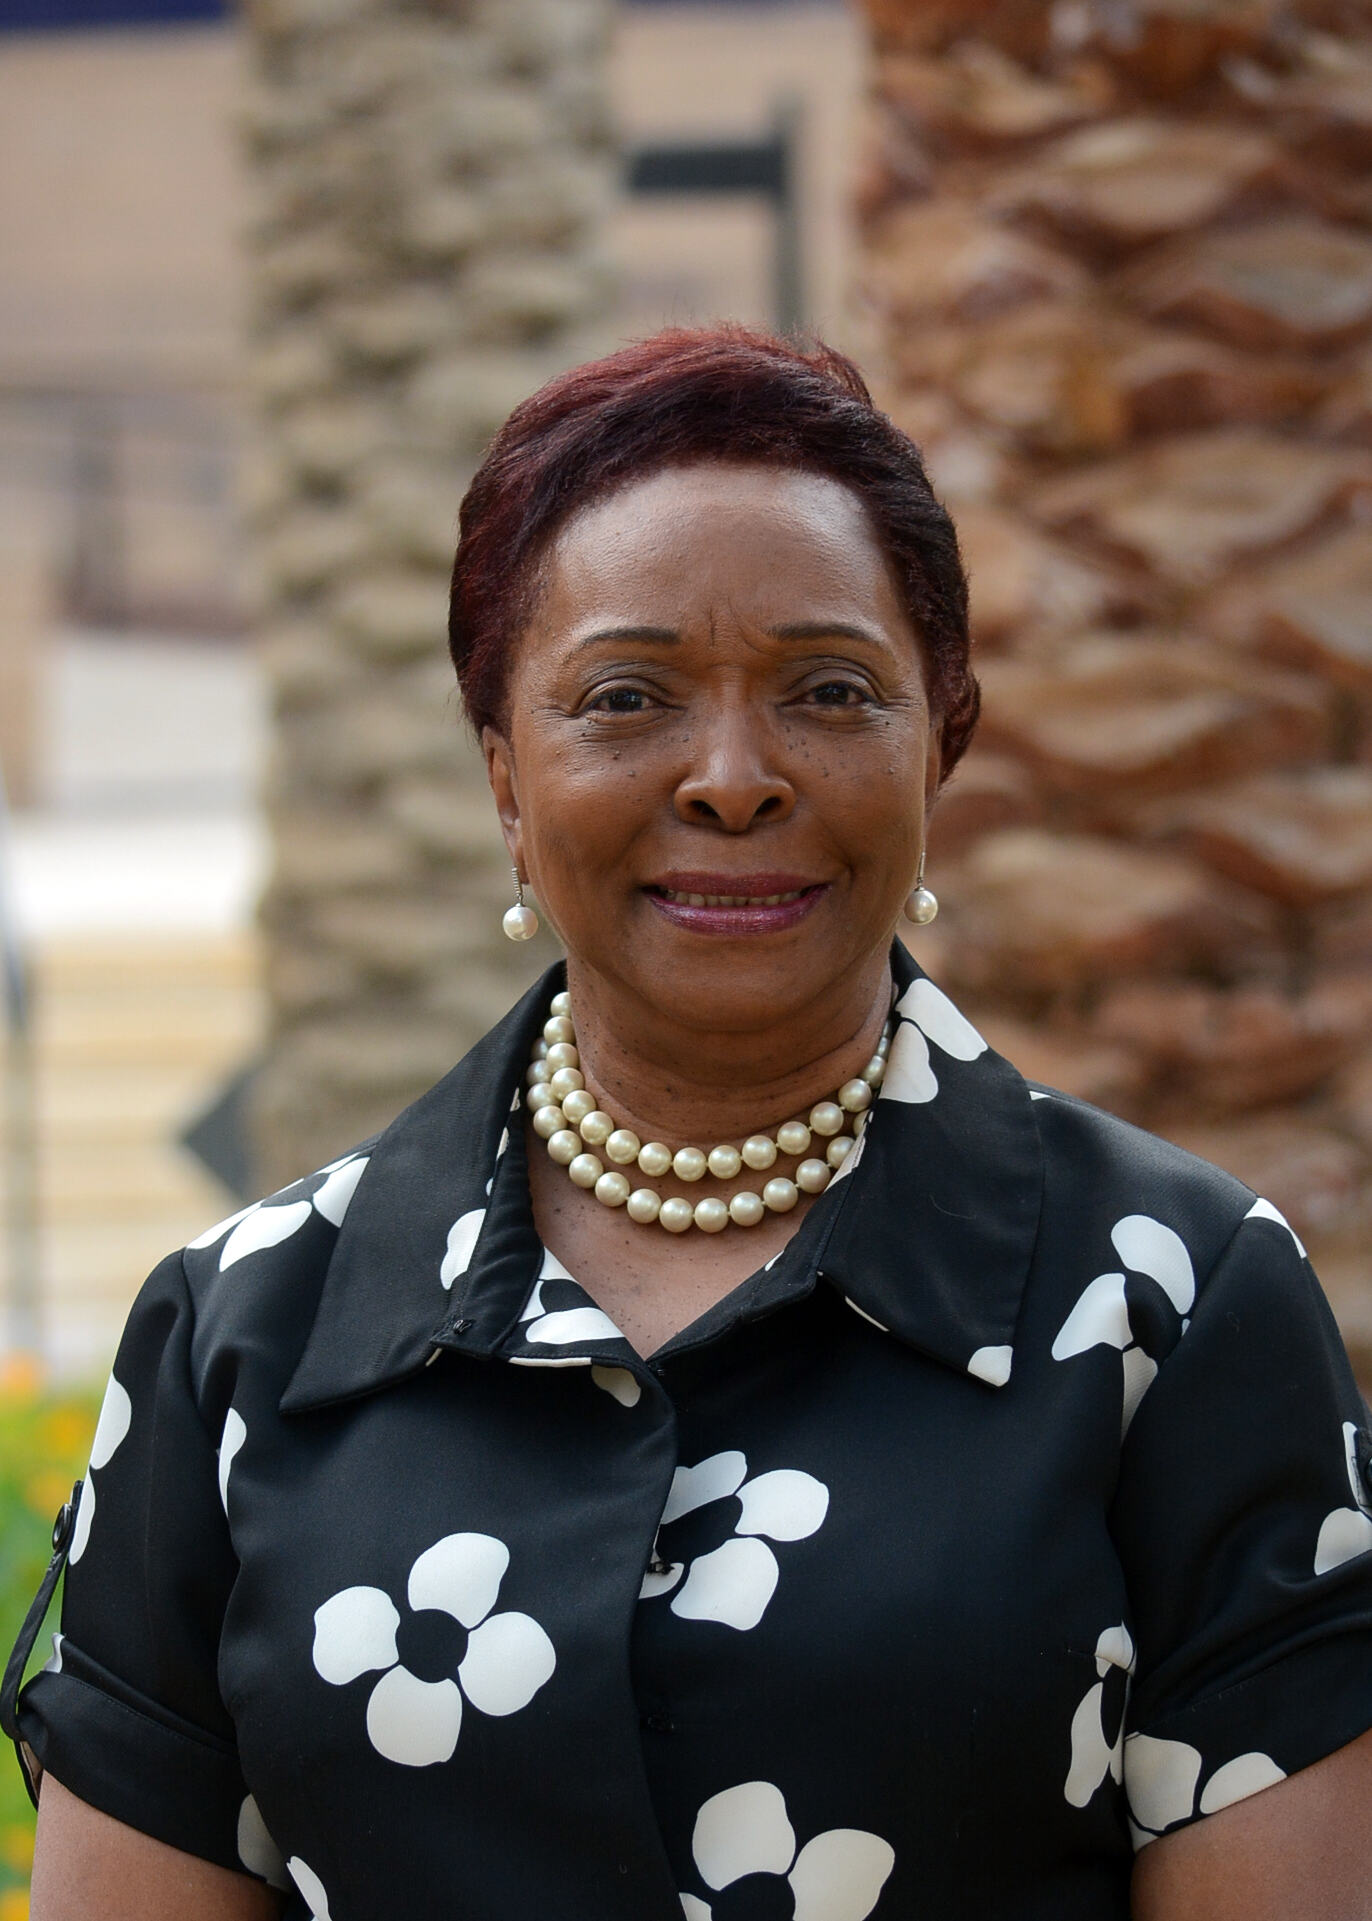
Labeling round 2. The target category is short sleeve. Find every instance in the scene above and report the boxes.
[14,1249,253,1874]
[1113,1205,1372,1847]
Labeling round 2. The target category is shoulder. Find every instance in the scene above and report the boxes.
[1019,1081,1309,1334]
[1027,1082,1266,1253]
[171,1147,379,1410]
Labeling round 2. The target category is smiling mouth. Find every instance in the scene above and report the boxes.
[652,887,811,908]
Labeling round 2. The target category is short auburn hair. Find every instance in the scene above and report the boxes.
[448,325,979,776]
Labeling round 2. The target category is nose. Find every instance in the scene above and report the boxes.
[672,706,796,832]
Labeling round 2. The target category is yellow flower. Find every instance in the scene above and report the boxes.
[0,1884,29,1919]
[0,1825,32,1874]
[25,1472,71,1522]
[42,1409,92,1460]
[0,1355,44,1405]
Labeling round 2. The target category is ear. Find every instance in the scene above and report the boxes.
[923,729,943,812]
[482,725,523,871]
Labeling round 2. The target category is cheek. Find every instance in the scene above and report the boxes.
[801,724,929,814]
[522,755,643,881]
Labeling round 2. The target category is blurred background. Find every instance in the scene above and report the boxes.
[0,0,1371,1890]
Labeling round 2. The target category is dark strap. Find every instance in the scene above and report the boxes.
[0,1480,81,1807]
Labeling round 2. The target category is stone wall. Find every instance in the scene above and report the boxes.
[855,0,1372,1348]
[242,0,615,1188]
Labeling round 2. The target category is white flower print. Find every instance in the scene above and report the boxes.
[591,1365,642,1407]
[69,1373,132,1565]
[518,1250,625,1347]
[640,1451,829,1632]
[188,1154,370,1274]
[1064,1624,1135,1809]
[1124,1735,1284,1848]
[680,1781,894,1921]
[1051,1215,1195,1437]
[1314,1421,1372,1575]
[312,1531,555,1767]
[1243,1195,1307,1260]
[237,1795,288,1890]
[896,977,988,1061]
[967,1344,1013,1387]
[440,1207,485,1290]
[218,1408,247,1516]
[880,979,988,1105]
[287,1855,333,1920]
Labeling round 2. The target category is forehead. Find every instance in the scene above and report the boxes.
[539,462,905,626]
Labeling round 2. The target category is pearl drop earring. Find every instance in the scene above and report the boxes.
[503,869,539,942]
[903,850,938,926]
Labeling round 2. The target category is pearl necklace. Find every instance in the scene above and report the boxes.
[524,990,891,1234]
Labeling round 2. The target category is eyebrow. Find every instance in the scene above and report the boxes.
[768,621,889,648]
[573,626,681,650]
[572,621,889,650]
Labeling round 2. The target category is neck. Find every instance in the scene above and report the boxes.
[560,951,894,1148]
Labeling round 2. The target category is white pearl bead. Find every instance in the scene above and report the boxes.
[504,903,539,941]
[529,987,893,1235]
[905,885,938,925]
[659,1196,694,1234]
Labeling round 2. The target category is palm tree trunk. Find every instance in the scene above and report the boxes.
[854,0,1372,1354]
[240,0,615,1189]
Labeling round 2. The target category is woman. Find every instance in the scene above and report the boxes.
[10,329,1372,1920]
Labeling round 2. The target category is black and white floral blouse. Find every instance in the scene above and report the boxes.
[11,946,1372,1920]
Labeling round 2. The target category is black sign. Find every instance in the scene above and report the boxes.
[0,0,226,29]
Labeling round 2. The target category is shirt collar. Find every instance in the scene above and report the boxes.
[281,945,1042,1412]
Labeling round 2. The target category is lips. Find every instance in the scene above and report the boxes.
[657,887,808,908]
[644,873,827,936]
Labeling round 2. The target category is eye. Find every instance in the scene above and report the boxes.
[805,678,874,708]
[585,685,653,715]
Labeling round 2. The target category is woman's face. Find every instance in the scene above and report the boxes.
[484,461,939,1039]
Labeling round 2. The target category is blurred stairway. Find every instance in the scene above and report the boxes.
[0,930,260,1380]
